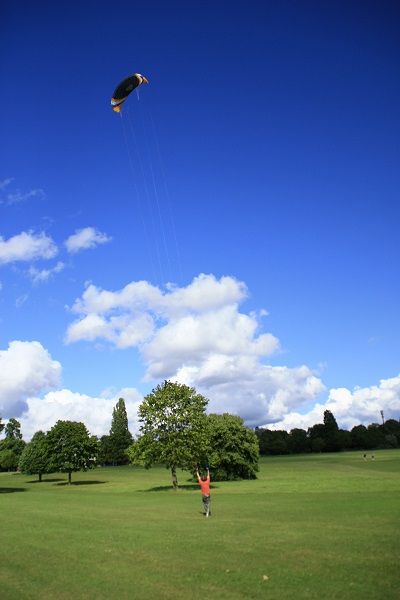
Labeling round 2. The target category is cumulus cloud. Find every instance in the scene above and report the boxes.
[0,341,62,418]
[64,227,112,254]
[0,231,58,265]
[268,374,400,431]
[64,274,326,425]
[18,387,143,441]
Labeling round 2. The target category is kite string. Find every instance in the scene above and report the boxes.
[148,109,184,287]
[119,109,159,285]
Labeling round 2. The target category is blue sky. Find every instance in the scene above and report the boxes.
[1,0,399,440]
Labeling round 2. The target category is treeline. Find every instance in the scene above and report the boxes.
[255,410,400,455]
[0,398,132,477]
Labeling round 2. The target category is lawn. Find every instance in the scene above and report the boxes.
[0,450,399,599]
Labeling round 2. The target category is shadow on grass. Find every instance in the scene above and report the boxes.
[56,480,107,486]
[26,478,65,484]
[141,483,201,492]
[0,487,27,493]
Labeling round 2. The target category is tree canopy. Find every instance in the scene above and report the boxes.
[205,413,259,481]
[45,420,98,484]
[18,431,51,482]
[127,380,209,489]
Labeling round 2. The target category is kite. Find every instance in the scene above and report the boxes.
[111,73,148,113]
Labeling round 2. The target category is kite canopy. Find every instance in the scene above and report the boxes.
[111,73,148,113]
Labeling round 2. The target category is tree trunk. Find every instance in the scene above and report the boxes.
[39,473,42,482]
[171,465,179,490]
[68,471,72,485]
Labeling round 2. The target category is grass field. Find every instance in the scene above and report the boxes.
[0,450,399,599]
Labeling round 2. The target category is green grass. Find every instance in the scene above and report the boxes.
[1,450,399,599]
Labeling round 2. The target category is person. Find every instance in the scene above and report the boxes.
[196,467,211,517]
[372,452,375,460]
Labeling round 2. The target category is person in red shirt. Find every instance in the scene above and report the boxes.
[196,467,211,517]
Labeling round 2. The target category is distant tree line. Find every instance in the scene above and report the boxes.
[1,399,398,485]
[255,410,400,455]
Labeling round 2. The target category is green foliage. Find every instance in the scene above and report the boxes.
[45,420,98,484]
[18,431,51,481]
[108,398,133,465]
[127,380,209,489]
[256,428,289,455]
[206,413,259,480]
[287,428,311,454]
[0,448,18,471]
[0,418,26,469]
[5,417,23,439]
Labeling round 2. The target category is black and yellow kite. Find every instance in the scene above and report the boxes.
[111,73,148,113]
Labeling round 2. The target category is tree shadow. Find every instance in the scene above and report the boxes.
[26,478,65,484]
[56,480,107,486]
[0,487,27,494]
[141,483,200,492]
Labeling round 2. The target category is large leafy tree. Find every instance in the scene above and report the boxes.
[127,380,209,490]
[18,431,52,481]
[206,413,259,481]
[45,420,98,484]
[108,398,133,465]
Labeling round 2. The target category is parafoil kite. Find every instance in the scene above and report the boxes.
[111,73,149,113]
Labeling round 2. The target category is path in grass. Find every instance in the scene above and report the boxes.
[0,450,399,599]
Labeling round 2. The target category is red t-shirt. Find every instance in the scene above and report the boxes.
[199,476,210,495]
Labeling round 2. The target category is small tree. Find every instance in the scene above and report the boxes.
[45,420,98,484]
[0,418,26,469]
[0,449,18,471]
[127,380,209,490]
[108,398,133,465]
[206,413,259,481]
[18,431,52,481]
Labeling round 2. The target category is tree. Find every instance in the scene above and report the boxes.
[18,431,52,481]
[350,424,370,450]
[108,398,133,465]
[98,435,113,466]
[0,418,26,469]
[323,410,342,452]
[256,428,289,455]
[287,428,311,454]
[127,380,209,490]
[0,449,19,471]
[5,418,23,440]
[45,420,98,484]
[381,419,400,446]
[205,413,259,480]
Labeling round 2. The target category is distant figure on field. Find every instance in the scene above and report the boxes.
[372,453,375,460]
[363,453,367,460]
[196,467,211,517]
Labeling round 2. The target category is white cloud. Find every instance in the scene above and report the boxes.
[0,231,58,264]
[64,274,324,425]
[0,179,44,205]
[28,261,65,284]
[64,227,112,254]
[0,341,62,418]
[268,374,400,431]
[18,387,143,441]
